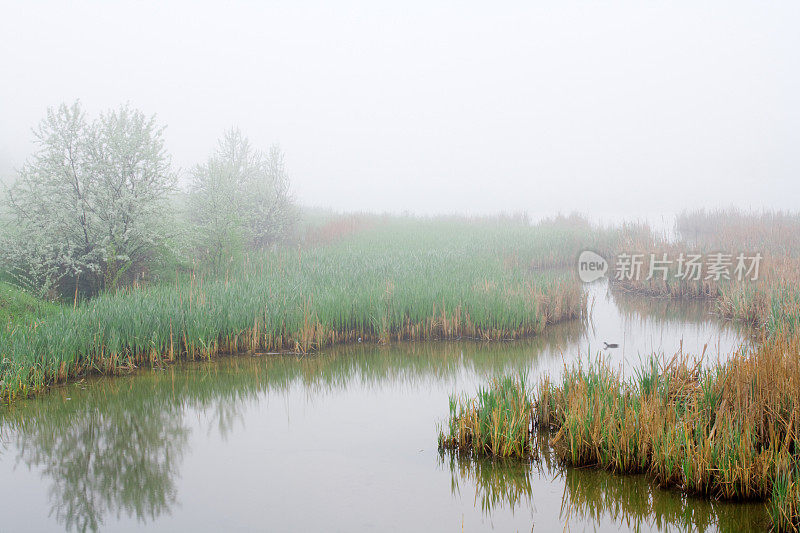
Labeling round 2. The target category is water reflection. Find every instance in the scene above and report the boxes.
[609,286,751,348]
[6,391,188,532]
[582,281,746,371]
[0,284,758,532]
[0,332,584,532]
[443,453,534,515]
[561,466,767,532]
[441,437,768,531]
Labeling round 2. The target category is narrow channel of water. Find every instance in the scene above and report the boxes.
[0,282,765,531]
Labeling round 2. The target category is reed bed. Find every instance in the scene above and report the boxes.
[611,250,800,335]
[537,343,800,531]
[559,460,769,531]
[676,209,800,257]
[441,338,800,531]
[0,216,618,401]
[440,209,800,529]
[610,209,800,340]
[438,375,535,459]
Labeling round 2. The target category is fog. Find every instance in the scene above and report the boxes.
[2,1,798,221]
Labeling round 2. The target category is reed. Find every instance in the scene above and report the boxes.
[440,209,800,529]
[610,209,800,339]
[440,429,767,529]
[441,337,800,530]
[438,374,534,459]
[0,216,619,401]
[675,209,800,257]
[559,460,769,531]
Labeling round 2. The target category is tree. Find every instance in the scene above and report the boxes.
[1,101,176,298]
[247,144,294,247]
[188,129,295,270]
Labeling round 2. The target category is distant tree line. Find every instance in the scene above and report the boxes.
[0,101,296,299]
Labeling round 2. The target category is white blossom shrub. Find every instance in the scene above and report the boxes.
[1,101,177,298]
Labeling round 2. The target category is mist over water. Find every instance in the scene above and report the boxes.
[1,3,798,531]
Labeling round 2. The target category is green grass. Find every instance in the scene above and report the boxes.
[438,374,534,458]
[440,209,800,531]
[0,281,60,326]
[444,338,800,531]
[0,216,620,401]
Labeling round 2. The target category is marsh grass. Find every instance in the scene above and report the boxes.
[559,463,769,531]
[441,338,800,530]
[0,216,620,401]
[438,374,535,459]
[610,209,800,342]
[676,209,800,257]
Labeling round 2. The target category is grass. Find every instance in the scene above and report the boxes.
[0,281,60,327]
[675,209,800,257]
[559,459,769,531]
[3,338,766,531]
[537,343,800,531]
[608,209,800,340]
[0,215,623,401]
[443,432,769,530]
[438,374,535,458]
[440,208,800,531]
[441,338,800,531]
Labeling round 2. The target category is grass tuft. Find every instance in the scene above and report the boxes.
[441,337,800,531]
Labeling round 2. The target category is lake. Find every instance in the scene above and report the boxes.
[0,282,767,531]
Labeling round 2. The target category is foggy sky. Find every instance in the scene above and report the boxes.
[1,1,798,221]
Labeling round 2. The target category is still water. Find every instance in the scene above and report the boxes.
[0,283,767,532]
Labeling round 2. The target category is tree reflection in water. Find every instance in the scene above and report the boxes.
[7,391,188,532]
[0,290,758,532]
[0,326,584,532]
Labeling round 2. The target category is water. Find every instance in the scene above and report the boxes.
[0,283,766,532]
